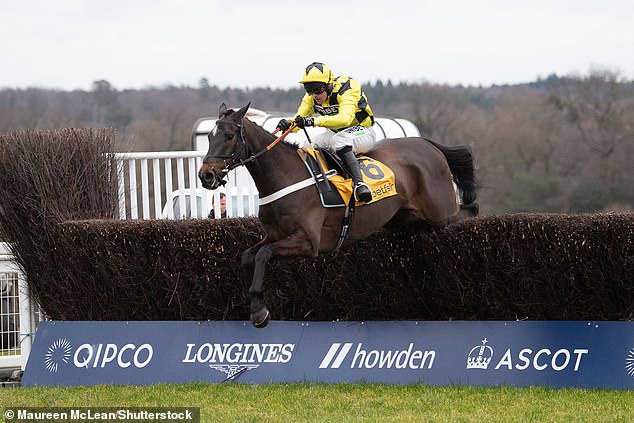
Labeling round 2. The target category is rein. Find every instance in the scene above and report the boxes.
[227,123,296,170]
[203,121,295,172]
[202,121,295,190]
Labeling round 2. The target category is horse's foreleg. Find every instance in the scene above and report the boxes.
[241,239,268,326]
[248,244,274,328]
[247,232,316,328]
[241,242,264,292]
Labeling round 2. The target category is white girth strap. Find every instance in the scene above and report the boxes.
[258,171,337,206]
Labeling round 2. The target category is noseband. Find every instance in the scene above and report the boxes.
[202,120,248,173]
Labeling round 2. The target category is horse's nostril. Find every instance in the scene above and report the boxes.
[199,171,217,188]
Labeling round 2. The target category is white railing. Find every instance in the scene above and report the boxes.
[0,243,40,371]
[116,151,259,220]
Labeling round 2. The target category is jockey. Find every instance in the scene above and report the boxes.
[277,62,376,203]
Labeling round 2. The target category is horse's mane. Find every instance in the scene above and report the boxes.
[281,140,301,149]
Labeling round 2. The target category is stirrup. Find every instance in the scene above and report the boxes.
[354,182,372,203]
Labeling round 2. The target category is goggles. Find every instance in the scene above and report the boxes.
[305,84,326,95]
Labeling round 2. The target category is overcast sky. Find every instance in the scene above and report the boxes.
[2,0,633,91]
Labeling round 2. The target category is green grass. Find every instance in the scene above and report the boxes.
[1,383,633,422]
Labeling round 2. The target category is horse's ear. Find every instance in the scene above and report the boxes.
[235,102,251,119]
[218,103,228,118]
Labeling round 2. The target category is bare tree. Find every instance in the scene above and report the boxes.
[548,68,634,184]
[408,83,468,141]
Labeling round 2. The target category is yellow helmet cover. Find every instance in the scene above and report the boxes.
[299,62,334,84]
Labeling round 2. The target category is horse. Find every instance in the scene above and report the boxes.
[199,103,478,328]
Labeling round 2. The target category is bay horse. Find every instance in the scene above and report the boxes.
[199,103,478,328]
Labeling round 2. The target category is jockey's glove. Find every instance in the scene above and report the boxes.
[276,119,291,132]
[294,116,314,128]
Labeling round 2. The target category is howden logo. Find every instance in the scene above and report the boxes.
[320,343,436,370]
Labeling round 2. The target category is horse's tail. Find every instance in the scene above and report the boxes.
[425,138,477,205]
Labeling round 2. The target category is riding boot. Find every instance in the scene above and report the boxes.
[338,147,372,203]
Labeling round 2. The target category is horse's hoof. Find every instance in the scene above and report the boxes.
[250,307,270,328]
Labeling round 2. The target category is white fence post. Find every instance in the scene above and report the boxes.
[0,243,40,371]
[115,151,259,220]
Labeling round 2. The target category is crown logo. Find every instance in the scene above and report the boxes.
[466,338,493,370]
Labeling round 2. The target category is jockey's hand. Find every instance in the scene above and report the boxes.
[294,116,315,128]
[276,119,292,132]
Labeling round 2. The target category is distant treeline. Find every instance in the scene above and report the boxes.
[1,69,633,214]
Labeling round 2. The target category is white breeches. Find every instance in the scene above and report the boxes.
[312,125,378,154]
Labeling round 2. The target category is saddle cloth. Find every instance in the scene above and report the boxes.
[297,148,397,207]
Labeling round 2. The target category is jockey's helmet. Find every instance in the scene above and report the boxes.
[299,62,334,85]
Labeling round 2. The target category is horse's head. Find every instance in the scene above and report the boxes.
[198,102,251,190]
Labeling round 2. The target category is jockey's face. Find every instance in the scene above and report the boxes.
[312,90,328,105]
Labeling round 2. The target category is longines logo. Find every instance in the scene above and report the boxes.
[183,342,296,379]
[44,338,72,373]
[209,364,260,380]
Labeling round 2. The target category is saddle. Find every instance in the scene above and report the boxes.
[297,147,397,208]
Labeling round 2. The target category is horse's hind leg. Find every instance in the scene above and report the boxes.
[246,232,316,328]
[432,202,479,225]
[414,176,477,225]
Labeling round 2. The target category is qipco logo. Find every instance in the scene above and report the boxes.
[73,343,154,369]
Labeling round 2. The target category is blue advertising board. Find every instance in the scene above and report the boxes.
[22,320,634,389]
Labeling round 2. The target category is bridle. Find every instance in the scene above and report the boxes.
[202,120,247,171]
[201,118,294,185]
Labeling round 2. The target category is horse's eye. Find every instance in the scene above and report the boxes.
[225,132,234,140]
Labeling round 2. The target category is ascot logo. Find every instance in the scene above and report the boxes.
[466,338,493,370]
[466,337,589,372]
